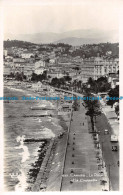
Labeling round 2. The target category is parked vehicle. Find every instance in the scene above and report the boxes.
[110,135,118,142]
[117,160,120,166]
[112,146,118,151]
[104,129,109,135]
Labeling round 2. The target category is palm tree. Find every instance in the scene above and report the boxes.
[72,79,77,91]
[77,80,82,92]
[85,99,101,132]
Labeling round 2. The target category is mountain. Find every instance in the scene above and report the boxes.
[4,29,118,46]
[4,32,59,44]
[53,37,115,46]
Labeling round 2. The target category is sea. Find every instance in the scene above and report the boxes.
[4,87,64,191]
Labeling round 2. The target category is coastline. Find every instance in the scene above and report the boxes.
[4,82,72,191]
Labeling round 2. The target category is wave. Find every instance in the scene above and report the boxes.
[14,135,31,191]
[15,135,30,163]
[5,86,26,93]
[38,119,42,123]
[51,121,58,127]
[41,127,55,138]
[15,169,28,191]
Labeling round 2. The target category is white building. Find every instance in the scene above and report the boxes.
[35,68,45,75]
[34,60,46,75]
[4,50,8,57]
[21,52,34,59]
[49,59,56,64]
[5,56,13,62]
[80,57,119,82]
[35,60,45,69]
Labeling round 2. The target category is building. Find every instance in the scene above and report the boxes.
[21,52,34,59]
[80,57,119,82]
[34,60,46,75]
[80,59,95,82]
[14,66,24,74]
[13,58,25,63]
[47,72,63,79]
[3,50,8,57]
[23,63,35,80]
[5,56,13,62]
[49,59,56,64]
[111,78,119,88]
[35,60,45,69]
[108,73,119,88]
[4,67,11,76]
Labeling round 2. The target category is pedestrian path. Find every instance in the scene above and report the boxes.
[61,103,104,191]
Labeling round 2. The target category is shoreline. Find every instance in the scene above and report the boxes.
[4,83,72,191]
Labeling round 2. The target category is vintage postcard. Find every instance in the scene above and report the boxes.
[0,0,123,193]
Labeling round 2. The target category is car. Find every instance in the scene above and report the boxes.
[117,161,120,166]
[104,129,109,134]
[112,146,118,151]
[111,135,118,142]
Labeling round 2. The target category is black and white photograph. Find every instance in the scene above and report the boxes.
[0,0,122,192]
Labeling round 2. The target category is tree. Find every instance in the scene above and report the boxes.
[31,73,38,81]
[87,76,111,93]
[88,77,95,85]
[42,70,47,80]
[31,71,47,82]
[107,85,119,106]
[87,77,98,93]
[77,80,82,92]
[73,97,79,111]
[15,72,23,81]
[64,75,72,82]
[115,104,119,116]
[84,98,101,132]
[72,79,78,91]
[9,72,15,78]
[51,77,59,87]
[59,77,65,87]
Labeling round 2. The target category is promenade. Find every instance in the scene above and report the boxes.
[34,87,119,191]
[60,102,103,191]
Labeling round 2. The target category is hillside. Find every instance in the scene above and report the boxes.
[4,40,37,49]
[4,40,119,58]
[4,29,118,45]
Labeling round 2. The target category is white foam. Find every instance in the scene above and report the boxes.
[52,122,57,126]
[37,104,46,107]
[6,86,25,93]
[47,117,52,122]
[15,135,30,163]
[38,119,42,123]
[42,127,55,138]
[15,169,28,191]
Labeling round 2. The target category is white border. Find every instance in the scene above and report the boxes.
[0,0,123,195]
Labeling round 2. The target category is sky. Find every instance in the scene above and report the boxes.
[1,0,122,35]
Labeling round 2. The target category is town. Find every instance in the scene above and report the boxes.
[3,40,119,115]
[3,41,118,86]
[3,40,119,191]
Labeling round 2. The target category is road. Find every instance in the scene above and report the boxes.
[95,113,119,190]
